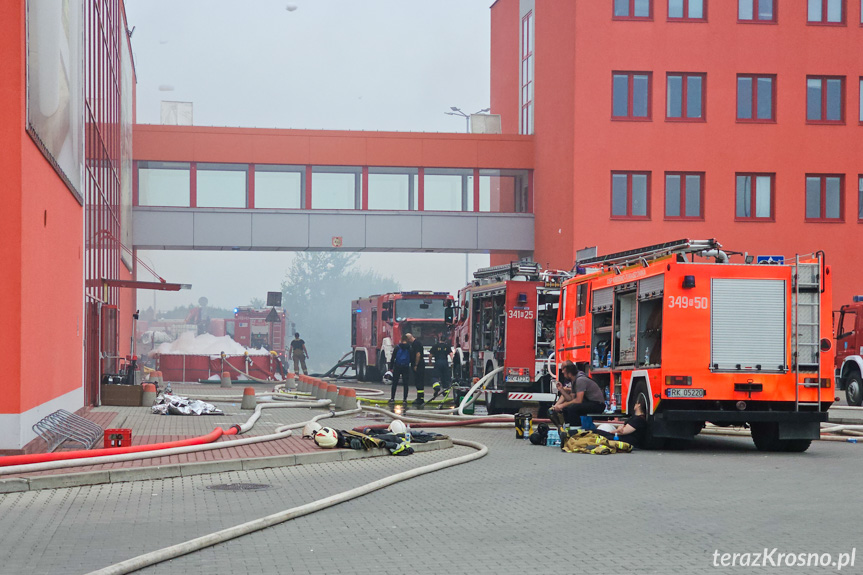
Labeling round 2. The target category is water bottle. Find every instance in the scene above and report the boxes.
[405,424,412,443]
[604,387,611,413]
[605,351,611,367]
[593,347,600,367]
[614,432,619,442]
[644,346,650,365]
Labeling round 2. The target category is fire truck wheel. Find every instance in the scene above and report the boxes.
[630,381,665,450]
[356,354,367,381]
[844,371,863,406]
[750,422,783,452]
[452,353,462,383]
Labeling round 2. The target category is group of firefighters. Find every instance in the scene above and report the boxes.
[386,333,451,406]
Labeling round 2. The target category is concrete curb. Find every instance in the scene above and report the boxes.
[0,439,453,493]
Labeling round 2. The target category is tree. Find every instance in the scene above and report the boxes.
[282,252,399,372]
[249,297,265,308]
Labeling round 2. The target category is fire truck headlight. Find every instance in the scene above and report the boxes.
[736,401,747,411]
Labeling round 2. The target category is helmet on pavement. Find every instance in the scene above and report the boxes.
[314,427,339,448]
[302,421,322,438]
[383,370,393,382]
[387,420,407,434]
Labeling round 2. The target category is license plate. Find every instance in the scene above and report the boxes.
[666,388,705,398]
[506,376,530,383]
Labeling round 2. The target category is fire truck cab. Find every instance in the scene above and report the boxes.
[226,307,290,353]
[351,292,453,381]
[834,296,863,406]
[448,261,567,414]
[557,239,833,452]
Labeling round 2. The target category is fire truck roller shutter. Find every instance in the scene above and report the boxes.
[711,279,786,372]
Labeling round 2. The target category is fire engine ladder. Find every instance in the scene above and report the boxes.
[792,253,823,411]
[473,260,541,282]
[575,238,723,269]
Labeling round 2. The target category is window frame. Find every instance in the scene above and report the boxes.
[806,75,846,125]
[807,0,846,25]
[805,174,845,222]
[737,0,777,23]
[735,172,775,222]
[612,71,653,121]
[736,74,776,123]
[613,0,654,20]
[667,0,707,21]
[520,11,534,135]
[665,72,706,122]
[611,171,652,220]
[859,175,863,222]
[664,171,705,220]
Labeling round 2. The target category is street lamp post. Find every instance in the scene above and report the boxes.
[445,106,491,282]
[445,106,491,133]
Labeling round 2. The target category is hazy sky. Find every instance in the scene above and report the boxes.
[126,0,494,311]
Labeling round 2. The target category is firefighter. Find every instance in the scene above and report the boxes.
[389,335,413,403]
[429,335,451,400]
[406,332,426,406]
[290,332,309,375]
[549,363,605,428]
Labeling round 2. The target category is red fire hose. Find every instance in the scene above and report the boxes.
[0,425,241,468]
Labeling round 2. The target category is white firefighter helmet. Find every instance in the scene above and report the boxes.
[302,421,322,438]
[314,427,339,448]
[383,370,393,382]
[387,419,407,434]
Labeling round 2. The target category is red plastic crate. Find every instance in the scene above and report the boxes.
[104,428,132,448]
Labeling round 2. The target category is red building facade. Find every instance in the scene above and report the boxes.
[491,0,862,305]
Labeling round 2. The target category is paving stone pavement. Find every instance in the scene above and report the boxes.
[1,411,862,575]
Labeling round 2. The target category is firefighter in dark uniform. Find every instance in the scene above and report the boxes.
[406,332,426,405]
[429,335,452,400]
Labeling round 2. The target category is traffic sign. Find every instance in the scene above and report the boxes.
[756,255,784,265]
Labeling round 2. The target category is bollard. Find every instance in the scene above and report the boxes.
[336,387,349,410]
[314,381,325,399]
[142,383,157,406]
[220,371,232,388]
[299,375,308,393]
[151,371,163,386]
[342,387,358,410]
[241,387,256,410]
[326,384,339,405]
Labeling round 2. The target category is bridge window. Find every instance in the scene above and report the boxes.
[425,169,472,211]
[254,165,303,209]
[368,168,418,210]
[479,170,529,213]
[138,161,190,206]
[312,167,361,209]
[197,163,248,208]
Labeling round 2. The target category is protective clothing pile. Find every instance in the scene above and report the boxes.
[561,429,632,454]
[151,393,224,416]
[307,426,448,456]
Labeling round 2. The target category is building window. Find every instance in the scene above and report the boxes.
[311,167,361,209]
[197,163,248,208]
[736,173,774,220]
[668,0,706,20]
[367,168,418,210]
[254,165,304,209]
[807,76,845,123]
[613,72,652,120]
[520,11,534,135]
[739,0,776,22]
[859,176,863,221]
[667,73,705,120]
[859,77,862,123]
[808,0,844,23]
[737,74,775,121]
[137,161,191,206]
[665,172,704,219]
[614,0,652,19]
[611,172,651,219]
[805,174,844,221]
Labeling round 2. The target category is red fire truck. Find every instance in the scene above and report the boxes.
[448,261,568,414]
[351,291,454,381]
[835,296,863,406]
[226,306,292,353]
[556,239,833,451]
